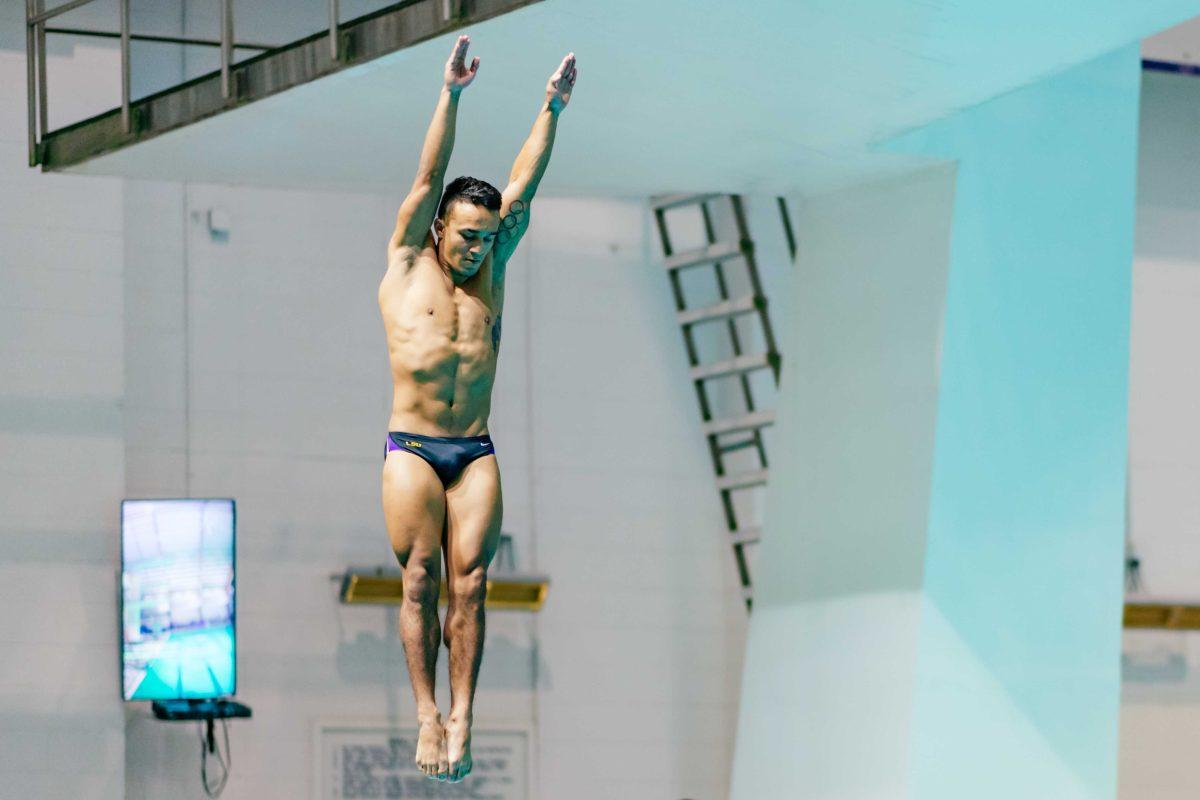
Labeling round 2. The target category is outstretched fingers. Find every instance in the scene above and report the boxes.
[450,34,470,67]
[554,52,577,91]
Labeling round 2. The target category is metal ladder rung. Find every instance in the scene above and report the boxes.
[690,352,774,382]
[677,294,762,326]
[717,437,758,454]
[652,193,722,212]
[702,410,776,437]
[716,469,769,492]
[731,526,761,545]
[663,240,742,272]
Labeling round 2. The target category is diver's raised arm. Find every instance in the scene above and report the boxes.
[389,35,481,253]
[493,52,577,264]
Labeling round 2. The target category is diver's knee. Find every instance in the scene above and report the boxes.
[403,561,440,607]
[450,566,487,606]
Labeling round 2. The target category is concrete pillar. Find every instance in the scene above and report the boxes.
[732,44,1141,800]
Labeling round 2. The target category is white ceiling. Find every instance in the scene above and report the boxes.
[64,0,1200,197]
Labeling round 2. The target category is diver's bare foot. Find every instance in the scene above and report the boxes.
[445,712,473,782]
[415,714,449,779]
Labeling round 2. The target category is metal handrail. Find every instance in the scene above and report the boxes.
[43,28,275,51]
[25,0,344,166]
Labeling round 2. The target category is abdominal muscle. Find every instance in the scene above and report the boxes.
[386,363,495,438]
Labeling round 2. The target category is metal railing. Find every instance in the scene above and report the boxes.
[24,0,345,167]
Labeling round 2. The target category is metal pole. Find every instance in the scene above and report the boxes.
[26,0,36,166]
[220,0,232,99]
[119,0,130,132]
[777,196,796,263]
[36,1,48,145]
[329,0,339,61]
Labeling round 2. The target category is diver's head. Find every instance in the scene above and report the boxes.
[434,175,502,282]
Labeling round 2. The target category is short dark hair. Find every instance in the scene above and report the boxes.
[437,175,501,220]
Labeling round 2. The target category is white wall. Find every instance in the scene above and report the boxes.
[731,164,954,800]
[1119,69,1200,800]
[0,6,126,797]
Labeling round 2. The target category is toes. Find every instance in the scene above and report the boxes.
[445,758,470,782]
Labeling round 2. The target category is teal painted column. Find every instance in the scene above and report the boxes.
[732,44,1141,799]
[891,42,1139,800]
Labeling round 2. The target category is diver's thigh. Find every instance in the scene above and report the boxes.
[443,454,503,576]
[382,451,446,566]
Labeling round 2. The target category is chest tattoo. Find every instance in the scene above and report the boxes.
[491,314,502,355]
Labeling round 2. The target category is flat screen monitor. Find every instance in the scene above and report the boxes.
[120,498,236,701]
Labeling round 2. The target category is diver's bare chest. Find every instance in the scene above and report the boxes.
[380,268,495,356]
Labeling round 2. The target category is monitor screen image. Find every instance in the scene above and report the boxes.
[121,498,236,702]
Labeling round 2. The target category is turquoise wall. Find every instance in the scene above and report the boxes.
[882,44,1139,798]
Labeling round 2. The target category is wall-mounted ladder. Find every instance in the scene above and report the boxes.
[651,194,795,611]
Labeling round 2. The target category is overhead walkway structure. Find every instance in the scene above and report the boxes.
[24,0,542,170]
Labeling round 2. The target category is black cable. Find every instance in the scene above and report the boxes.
[198,715,232,797]
[203,718,227,796]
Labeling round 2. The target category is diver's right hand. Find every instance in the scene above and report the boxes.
[444,35,480,93]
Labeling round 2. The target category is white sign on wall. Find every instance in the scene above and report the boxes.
[315,721,531,799]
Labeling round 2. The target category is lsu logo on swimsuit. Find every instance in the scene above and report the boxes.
[405,440,423,448]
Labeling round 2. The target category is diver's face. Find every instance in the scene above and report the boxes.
[435,201,500,281]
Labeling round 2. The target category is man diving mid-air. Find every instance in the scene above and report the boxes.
[379,35,576,782]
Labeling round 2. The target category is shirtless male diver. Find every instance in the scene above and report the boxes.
[379,35,575,783]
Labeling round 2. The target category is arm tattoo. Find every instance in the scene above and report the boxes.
[491,314,503,355]
[496,199,526,245]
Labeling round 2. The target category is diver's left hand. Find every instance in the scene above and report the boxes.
[545,52,576,112]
